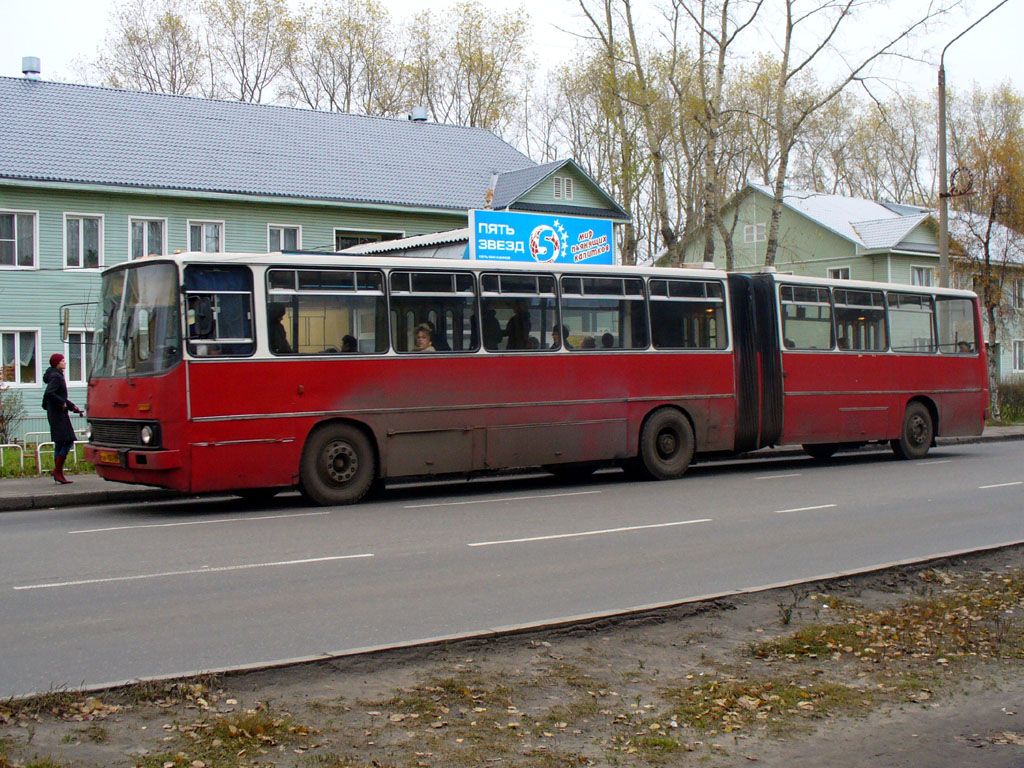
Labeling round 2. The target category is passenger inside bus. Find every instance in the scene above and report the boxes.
[341,335,358,353]
[505,301,532,350]
[551,324,573,349]
[424,320,450,351]
[482,308,502,349]
[413,323,435,352]
[601,332,615,348]
[268,304,292,354]
[581,336,596,349]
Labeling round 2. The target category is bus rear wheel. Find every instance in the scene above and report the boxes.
[891,402,933,460]
[638,408,695,480]
[300,423,376,505]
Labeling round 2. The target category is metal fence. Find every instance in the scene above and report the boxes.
[1,413,89,475]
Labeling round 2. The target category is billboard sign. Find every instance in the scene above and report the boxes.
[468,209,615,265]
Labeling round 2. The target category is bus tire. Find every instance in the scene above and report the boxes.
[638,408,695,481]
[299,423,376,505]
[891,402,933,460]
[803,443,839,460]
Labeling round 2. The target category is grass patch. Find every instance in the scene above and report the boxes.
[660,677,874,736]
[753,570,1024,665]
[139,706,315,768]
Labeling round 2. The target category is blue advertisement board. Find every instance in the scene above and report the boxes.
[468,209,615,265]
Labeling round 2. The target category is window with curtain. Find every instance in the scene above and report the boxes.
[65,215,102,269]
[1,330,37,384]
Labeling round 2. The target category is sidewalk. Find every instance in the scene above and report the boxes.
[2,426,1022,513]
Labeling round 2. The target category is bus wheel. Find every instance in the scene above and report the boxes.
[300,424,376,505]
[803,443,839,460]
[638,408,695,480]
[891,402,933,460]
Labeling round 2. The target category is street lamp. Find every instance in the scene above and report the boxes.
[937,0,1011,288]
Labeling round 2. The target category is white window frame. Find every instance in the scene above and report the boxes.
[0,328,40,387]
[129,216,168,259]
[267,223,302,252]
[1014,339,1024,373]
[1012,278,1024,310]
[64,328,95,385]
[187,219,225,253]
[910,265,936,287]
[743,223,767,244]
[0,209,39,270]
[828,266,851,280]
[63,212,105,270]
[553,175,574,201]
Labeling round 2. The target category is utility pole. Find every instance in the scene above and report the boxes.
[937,0,1011,288]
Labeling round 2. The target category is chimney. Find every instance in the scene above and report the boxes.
[409,105,429,122]
[22,57,41,80]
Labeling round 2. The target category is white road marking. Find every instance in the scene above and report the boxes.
[69,511,330,534]
[774,504,838,515]
[755,473,802,480]
[916,460,953,466]
[978,481,1023,490]
[405,490,602,510]
[467,518,712,547]
[13,554,373,591]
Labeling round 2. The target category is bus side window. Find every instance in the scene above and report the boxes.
[389,271,479,353]
[560,276,648,351]
[184,265,255,357]
[889,292,936,353]
[479,273,558,352]
[833,289,886,352]
[779,285,832,350]
[649,279,728,350]
[935,297,977,354]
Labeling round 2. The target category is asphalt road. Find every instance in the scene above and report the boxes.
[1,442,1022,698]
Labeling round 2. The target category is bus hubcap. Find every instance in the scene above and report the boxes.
[908,416,927,445]
[325,441,357,484]
[657,430,678,459]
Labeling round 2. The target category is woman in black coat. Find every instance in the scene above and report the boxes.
[42,353,83,484]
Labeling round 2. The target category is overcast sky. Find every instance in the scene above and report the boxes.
[0,0,1018,100]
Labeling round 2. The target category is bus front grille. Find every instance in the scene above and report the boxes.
[88,419,147,448]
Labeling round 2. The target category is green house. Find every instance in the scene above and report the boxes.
[684,182,1024,381]
[0,76,626,439]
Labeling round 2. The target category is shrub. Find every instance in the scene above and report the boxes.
[0,379,25,445]
[999,379,1024,424]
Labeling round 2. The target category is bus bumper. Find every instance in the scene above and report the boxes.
[85,445,183,470]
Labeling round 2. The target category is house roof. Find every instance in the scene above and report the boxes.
[748,183,934,251]
[0,77,537,211]
[492,159,629,220]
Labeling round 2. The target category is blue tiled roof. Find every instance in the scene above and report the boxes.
[0,77,535,211]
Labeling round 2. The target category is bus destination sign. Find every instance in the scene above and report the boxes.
[468,209,615,266]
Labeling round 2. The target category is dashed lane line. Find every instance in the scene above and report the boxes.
[467,518,712,547]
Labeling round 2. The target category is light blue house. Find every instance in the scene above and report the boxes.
[0,75,627,439]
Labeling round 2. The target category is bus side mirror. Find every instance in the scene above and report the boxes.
[60,307,70,343]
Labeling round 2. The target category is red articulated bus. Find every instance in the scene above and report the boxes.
[83,253,988,505]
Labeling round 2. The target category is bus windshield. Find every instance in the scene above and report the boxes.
[92,262,182,377]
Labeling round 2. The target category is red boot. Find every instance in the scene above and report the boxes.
[53,455,72,484]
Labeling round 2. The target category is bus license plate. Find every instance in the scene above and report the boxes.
[97,450,120,465]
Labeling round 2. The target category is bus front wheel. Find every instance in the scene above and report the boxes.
[891,402,933,460]
[638,408,695,480]
[300,423,376,505]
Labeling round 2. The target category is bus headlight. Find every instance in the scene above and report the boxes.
[140,426,154,445]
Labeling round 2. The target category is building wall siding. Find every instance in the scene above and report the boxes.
[518,166,608,210]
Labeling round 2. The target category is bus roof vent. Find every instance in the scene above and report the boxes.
[409,105,429,122]
[702,261,715,270]
[761,265,777,273]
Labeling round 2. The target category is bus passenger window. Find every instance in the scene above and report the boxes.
[184,266,255,357]
[479,273,558,352]
[389,271,478,353]
[560,276,648,351]
[833,289,886,352]
[935,297,977,354]
[889,292,936,353]
[266,268,386,355]
[649,279,727,350]
[779,285,832,350]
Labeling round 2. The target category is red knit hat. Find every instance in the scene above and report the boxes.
[49,353,64,367]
